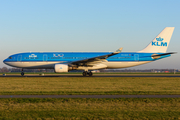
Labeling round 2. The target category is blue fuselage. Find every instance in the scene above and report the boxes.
[3,52,170,69]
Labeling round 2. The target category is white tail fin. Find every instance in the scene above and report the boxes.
[139,27,174,53]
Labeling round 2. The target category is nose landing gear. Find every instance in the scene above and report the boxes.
[21,69,24,76]
[82,71,93,77]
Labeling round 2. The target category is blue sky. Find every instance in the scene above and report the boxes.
[0,0,180,69]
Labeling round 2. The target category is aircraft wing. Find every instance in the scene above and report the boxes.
[70,48,123,66]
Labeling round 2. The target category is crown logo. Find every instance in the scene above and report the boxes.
[156,37,164,41]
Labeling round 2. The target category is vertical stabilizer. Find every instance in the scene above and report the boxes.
[139,27,174,53]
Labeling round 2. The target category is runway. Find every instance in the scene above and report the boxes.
[0,74,180,77]
[0,95,180,98]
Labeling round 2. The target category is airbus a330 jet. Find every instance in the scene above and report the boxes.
[3,27,175,76]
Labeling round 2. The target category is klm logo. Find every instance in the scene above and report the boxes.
[156,37,164,41]
[29,54,37,58]
[152,37,167,46]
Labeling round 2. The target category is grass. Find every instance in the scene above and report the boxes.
[0,77,180,95]
[0,98,179,119]
[0,77,179,119]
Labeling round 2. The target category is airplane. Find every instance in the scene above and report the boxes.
[3,27,175,76]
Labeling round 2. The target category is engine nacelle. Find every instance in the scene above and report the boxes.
[54,64,68,73]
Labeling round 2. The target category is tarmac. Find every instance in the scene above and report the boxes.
[0,95,180,98]
[0,74,180,77]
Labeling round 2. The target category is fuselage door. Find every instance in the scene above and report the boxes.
[134,54,139,61]
[43,54,47,61]
[17,55,22,61]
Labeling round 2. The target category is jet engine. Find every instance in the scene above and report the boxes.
[54,64,69,73]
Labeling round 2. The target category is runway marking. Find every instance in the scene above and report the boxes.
[1,95,180,98]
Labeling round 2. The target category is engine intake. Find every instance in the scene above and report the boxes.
[54,64,68,73]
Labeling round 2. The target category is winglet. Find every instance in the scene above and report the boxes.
[114,47,123,53]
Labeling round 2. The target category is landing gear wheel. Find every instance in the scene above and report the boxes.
[21,72,24,76]
[88,72,93,76]
[83,71,87,76]
[21,69,24,76]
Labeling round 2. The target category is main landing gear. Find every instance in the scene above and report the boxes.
[82,71,93,77]
[21,69,24,76]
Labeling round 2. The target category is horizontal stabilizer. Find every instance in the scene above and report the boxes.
[151,52,176,59]
[152,52,176,57]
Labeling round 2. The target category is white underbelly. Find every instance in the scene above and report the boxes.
[5,61,152,70]
[105,61,152,69]
[5,62,61,69]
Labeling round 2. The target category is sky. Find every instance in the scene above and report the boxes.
[0,0,180,69]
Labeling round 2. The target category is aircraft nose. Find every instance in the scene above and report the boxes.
[3,59,7,64]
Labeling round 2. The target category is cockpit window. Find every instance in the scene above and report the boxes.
[8,57,12,59]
